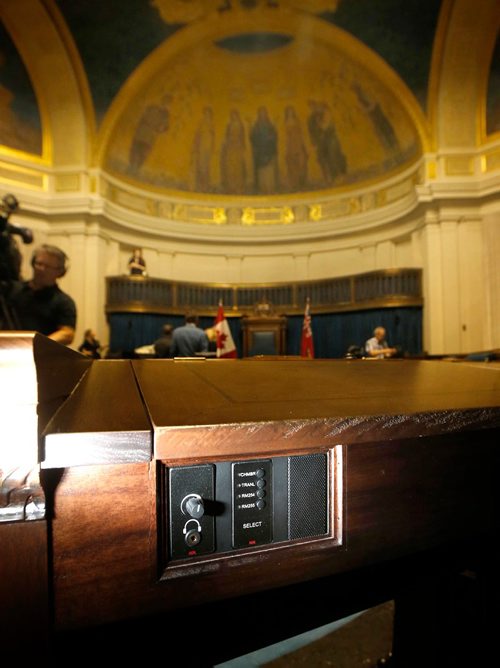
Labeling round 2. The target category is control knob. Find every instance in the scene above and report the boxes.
[181,493,205,519]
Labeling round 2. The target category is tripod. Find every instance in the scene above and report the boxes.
[1,281,21,330]
[0,194,32,331]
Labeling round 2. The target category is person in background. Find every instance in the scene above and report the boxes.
[204,326,218,354]
[153,323,174,358]
[78,328,101,359]
[7,244,76,345]
[128,248,146,276]
[170,313,209,357]
[365,326,397,359]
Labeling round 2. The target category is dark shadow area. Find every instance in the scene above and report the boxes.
[48,536,498,667]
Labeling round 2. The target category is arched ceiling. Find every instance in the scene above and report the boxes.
[0,0,498,234]
[99,9,425,198]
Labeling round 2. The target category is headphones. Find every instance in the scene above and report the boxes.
[31,244,69,277]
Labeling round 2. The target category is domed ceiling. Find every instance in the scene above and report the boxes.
[2,0,499,220]
[102,6,421,198]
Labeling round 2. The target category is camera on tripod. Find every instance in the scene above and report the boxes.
[1,193,33,328]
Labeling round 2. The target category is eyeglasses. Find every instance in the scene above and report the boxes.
[33,260,61,271]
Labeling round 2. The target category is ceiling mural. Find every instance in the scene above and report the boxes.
[0,22,42,156]
[103,10,421,196]
[0,0,498,193]
[56,0,441,122]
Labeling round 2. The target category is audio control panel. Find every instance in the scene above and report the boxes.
[232,460,272,549]
[168,463,215,559]
[163,452,335,563]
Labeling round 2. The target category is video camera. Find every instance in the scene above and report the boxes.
[1,194,33,328]
[0,193,33,282]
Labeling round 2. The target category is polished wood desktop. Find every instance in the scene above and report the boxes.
[1,333,499,664]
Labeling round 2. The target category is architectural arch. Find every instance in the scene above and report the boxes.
[430,0,500,148]
[1,0,94,166]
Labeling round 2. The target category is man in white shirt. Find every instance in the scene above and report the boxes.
[365,326,397,358]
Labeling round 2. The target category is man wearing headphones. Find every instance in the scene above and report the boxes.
[8,244,77,345]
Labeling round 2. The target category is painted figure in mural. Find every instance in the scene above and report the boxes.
[191,105,215,192]
[351,83,400,154]
[250,106,279,194]
[128,94,171,174]
[284,105,308,191]
[220,109,247,194]
[307,100,347,186]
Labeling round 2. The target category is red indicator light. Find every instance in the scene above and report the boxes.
[188,550,197,556]
[248,539,256,545]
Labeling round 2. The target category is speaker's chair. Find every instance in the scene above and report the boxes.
[241,301,287,357]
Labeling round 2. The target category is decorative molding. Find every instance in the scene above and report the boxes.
[445,156,475,176]
[0,467,45,523]
[55,173,82,192]
[96,164,423,229]
[0,161,44,189]
[484,147,500,173]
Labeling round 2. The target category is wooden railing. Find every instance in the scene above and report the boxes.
[106,268,422,317]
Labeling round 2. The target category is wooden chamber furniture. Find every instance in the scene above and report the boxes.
[1,332,499,665]
[241,303,287,356]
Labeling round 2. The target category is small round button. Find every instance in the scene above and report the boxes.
[256,469,265,478]
[257,490,266,499]
[257,479,266,488]
[256,500,266,510]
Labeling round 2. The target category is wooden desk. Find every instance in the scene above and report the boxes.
[1,336,499,665]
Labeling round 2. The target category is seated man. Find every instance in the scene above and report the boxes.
[153,323,174,358]
[365,326,397,359]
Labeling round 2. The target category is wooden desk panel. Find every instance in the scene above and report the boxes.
[50,429,499,634]
[131,359,500,462]
[3,348,498,662]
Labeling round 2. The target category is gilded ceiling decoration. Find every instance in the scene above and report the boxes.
[0,0,498,228]
[103,7,421,197]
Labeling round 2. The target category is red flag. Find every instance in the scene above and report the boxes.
[300,298,314,358]
[214,300,237,358]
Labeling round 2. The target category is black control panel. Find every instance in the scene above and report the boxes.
[232,460,272,549]
[164,453,330,562]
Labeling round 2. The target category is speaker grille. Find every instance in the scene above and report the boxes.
[288,453,328,540]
